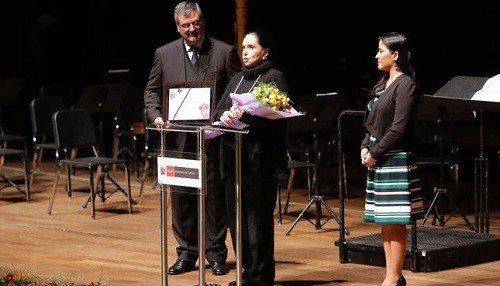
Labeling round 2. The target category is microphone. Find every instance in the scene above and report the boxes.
[172,65,210,121]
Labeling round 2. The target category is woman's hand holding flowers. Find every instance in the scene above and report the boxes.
[220,110,234,126]
[229,101,244,119]
[220,101,244,126]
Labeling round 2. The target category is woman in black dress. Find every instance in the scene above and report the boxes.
[213,29,288,286]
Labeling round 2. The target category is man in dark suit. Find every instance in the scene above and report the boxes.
[144,1,241,276]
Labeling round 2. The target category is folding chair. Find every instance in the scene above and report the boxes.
[48,109,133,218]
[29,96,67,187]
[0,133,31,201]
[276,153,316,224]
[111,86,145,178]
[137,108,159,205]
[40,83,77,108]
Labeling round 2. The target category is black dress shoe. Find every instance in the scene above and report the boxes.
[168,259,196,275]
[396,275,406,286]
[210,259,229,275]
[228,280,250,286]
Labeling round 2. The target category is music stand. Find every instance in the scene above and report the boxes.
[417,95,474,229]
[285,93,349,235]
[425,75,500,233]
[75,83,129,156]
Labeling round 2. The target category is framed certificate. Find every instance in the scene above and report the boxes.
[163,81,214,124]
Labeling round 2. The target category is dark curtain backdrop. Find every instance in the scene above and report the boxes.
[2,0,500,135]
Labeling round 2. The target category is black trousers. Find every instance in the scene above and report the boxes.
[225,170,277,286]
[170,137,228,263]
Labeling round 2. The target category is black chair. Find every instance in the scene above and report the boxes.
[111,86,145,178]
[276,152,316,224]
[48,109,133,218]
[279,97,322,221]
[0,131,31,202]
[40,83,77,108]
[137,108,159,205]
[287,94,346,174]
[0,146,31,202]
[0,77,26,151]
[413,119,473,229]
[277,94,346,215]
[286,95,319,164]
[0,77,30,199]
[29,96,67,187]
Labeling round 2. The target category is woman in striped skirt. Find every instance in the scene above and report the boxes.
[360,32,424,286]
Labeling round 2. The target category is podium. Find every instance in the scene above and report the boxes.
[147,123,248,286]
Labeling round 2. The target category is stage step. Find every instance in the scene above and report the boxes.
[335,227,500,272]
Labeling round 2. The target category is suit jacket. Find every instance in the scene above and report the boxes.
[144,37,241,151]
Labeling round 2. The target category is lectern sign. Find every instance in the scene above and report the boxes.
[157,156,202,188]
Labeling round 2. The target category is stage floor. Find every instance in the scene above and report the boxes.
[336,226,500,272]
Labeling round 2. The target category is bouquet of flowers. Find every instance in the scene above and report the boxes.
[252,82,292,113]
[206,82,303,138]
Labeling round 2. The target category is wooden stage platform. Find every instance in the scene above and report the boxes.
[0,161,499,285]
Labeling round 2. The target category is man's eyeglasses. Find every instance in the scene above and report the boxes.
[179,20,203,29]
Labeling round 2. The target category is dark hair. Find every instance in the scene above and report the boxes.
[370,32,418,96]
[380,32,415,79]
[246,29,274,50]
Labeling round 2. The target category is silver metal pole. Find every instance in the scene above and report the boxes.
[198,128,206,285]
[160,124,168,286]
[161,187,168,286]
[235,133,243,286]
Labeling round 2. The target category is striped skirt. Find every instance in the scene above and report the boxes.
[364,148,425,225]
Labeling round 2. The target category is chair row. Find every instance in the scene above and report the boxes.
[2,102,134,219]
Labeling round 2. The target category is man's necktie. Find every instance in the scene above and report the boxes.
[190,47,198,65]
